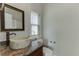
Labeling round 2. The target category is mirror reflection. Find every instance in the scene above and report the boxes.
[5,6,23,29]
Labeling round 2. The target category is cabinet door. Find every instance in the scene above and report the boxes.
[28,46,43,56]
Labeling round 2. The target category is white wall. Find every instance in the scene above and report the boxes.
[43,4,79,56]
[0,3,43,41]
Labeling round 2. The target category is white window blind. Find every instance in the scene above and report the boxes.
[31,11,39,35]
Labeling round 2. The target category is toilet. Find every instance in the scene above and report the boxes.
[43,46,55,56]
[43,39,56,56]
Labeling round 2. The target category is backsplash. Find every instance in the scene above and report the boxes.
[0,41,7,48]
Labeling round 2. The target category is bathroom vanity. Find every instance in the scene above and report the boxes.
[0,40,43,56]
[0,38,43,56]
[28,46,43,56]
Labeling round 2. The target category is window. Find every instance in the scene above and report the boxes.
[31,11,39,35]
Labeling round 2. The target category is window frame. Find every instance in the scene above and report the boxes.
[31,11,40,36]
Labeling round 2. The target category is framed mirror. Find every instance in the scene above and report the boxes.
[1,4,24,31]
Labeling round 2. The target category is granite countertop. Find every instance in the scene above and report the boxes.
[0,39,43,56]
[0,47,29,56]
[0,46,43,56]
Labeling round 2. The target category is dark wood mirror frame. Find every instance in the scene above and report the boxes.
[0,4,25,31]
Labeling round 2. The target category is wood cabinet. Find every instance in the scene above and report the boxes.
[28,46,43,56]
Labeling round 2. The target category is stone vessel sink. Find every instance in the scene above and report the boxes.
[9,36,31,49]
